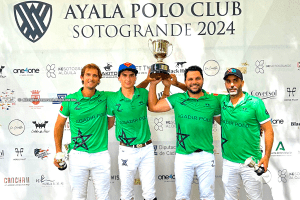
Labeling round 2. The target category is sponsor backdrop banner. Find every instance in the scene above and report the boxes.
[0,0,299,199]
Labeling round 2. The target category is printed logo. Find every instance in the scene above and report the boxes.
[153,145,158,155]
[4,177,30,186]
[118,130,136,146]
[14,1,52,42]
[110,175,120,183]
[0,89,16,110]
[104,63,113,71]
[276,141,285,151]
[56,66,82,76]
[13,68,40,76]
[9,119,25,136]
[271,119,284,125]
[134,178,141,185]
[14,148,26,160]
[121,159,128,166]
[251,90,277,100]
[158,174,175,182]
[272,141,292,156]
[297,62,300,70]
[154,117,163,131]
[46,64,56,78]
[36,175,63,187]
[278,169,287,183]
[203,60,220,76]
[32,121,49,133]
[291,122,300,127]
[34,148,50,159]
[0,65,6,78]
[175,61,187,68]
[72,129,92,150]
[176,124,190,150]
[255,60,264,74]
[52,94,67,104]
[15,148,24,156]
[31,90,40,105]
[285,87,298,101]
[102,63,117,78]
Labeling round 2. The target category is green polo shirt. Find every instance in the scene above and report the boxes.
[107,87,151,145]
[219,92,271,163]
[59,88,111,153]
[166,89,221,155]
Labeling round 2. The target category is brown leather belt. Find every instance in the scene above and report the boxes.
[120,140,152,148]
[194,149,203,153]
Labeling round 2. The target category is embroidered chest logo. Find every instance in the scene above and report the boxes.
[176,124,190,150]
[72,129,92,150]
[74,102,81,110]
[138,101,145,106]
[116,104,123,112]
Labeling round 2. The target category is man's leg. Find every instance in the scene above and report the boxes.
[175,153,194,200]
[90,150,111,200]
[240,166,263,200]
[138,144,156,200]
[69,150,90,200]
[119,145,139,200]
[222,159,242,200]
[195,152,215,200]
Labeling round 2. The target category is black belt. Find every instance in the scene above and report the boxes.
[120,140,152,148]
[194,149,203,153]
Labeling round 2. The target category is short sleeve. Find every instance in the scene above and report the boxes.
[166,94,177,109]
[59,100,70,118]
[255,99,271,124]
[107,95,115,117]
[213,96,221,116]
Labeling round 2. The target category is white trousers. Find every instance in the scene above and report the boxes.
[175,151,215,200]
[222,159,263,200]
[118,143,156,200]
[69,150,110,200]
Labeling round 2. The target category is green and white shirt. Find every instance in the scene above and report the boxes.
[107,87,151,145]
[218,92,271,163]
[59,88,111,153]
[166,90,221,155]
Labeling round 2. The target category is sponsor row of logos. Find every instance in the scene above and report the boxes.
[5,119,70,136]
[1,61,300,80]
[4,175,64,187]
[0,148,50,160]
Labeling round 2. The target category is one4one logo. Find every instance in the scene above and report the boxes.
[14,1,52,42]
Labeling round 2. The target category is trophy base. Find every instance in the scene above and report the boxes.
[58,164,67,171]
[150,63,170,80]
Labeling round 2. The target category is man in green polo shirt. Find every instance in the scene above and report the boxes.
[53,63,114,200]
[219,68,274,200]
[148,66,221,200]
[107,62,183,200]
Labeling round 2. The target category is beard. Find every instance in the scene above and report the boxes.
[227,86,239,96]
[187,84,202,94]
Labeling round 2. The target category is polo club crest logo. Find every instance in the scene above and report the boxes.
[14,1,52,43]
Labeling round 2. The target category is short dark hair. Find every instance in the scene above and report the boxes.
[81,63,102,84]
[184,66,203,81]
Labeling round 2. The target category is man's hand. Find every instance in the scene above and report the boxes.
[150,77,162,86]
[169,74,178,86]
[258,155,270,172]
[146,69,156,82]
[53,157,60,168]
[162,78,172,88]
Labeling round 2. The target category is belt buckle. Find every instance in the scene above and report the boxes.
[136,144,143,148]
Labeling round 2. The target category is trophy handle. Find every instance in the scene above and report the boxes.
[166,43,173,58]
[148,39,154,54]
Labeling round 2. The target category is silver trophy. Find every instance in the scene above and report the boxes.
[244,156,265,176]
[55,143,69,171]
[148,39,173,79]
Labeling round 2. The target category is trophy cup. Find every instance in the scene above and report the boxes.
[244,156,265,176]
[148,39,173,79]
[55,144,69,171]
